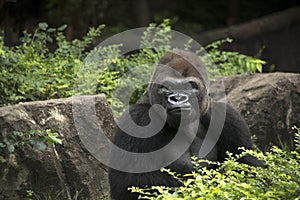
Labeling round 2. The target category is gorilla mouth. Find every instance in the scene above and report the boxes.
[166,93,192,114]
[168,106,191,113]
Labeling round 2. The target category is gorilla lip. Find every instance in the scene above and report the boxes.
[168,106,191,113]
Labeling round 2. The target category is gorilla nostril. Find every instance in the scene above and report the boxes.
[168,93,189,105]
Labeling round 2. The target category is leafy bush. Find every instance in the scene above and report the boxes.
[203,38,265,76]
[130,127,300,200]
[0,23,104,106]
[0,20,266,107]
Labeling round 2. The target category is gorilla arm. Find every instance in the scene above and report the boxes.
[201,101,263,167]
[109,104,184,200]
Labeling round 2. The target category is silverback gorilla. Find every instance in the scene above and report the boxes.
[108,50,261,200]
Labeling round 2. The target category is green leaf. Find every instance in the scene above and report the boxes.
[29,130,36,135]
[38,22,48,31]
[7,144,15,153]
[256,64,262,73]
[12,131,23,137]
[47,28,56,33]
[34,141,46,151]
[46,130,62,145]
[58,24,68,31]
[0,155,6,163]
[0,142,6,148]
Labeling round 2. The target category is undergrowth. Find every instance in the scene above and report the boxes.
[130,126,300,200]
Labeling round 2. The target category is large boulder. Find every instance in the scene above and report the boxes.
[0,94,115,200]
[211,72,300,151]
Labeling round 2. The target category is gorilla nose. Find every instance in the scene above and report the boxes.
[168,93,189,105]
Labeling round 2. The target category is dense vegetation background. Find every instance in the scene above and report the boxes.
[0,0,298,45]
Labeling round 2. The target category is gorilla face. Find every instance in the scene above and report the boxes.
[156,77,203,128]
[148,50,210,129]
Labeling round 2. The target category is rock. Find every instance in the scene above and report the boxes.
[211,72,300,151]
[0,94,115,200]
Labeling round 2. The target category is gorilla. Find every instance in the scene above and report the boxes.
[108,50,261,200]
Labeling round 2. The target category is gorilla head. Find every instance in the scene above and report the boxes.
[146,50,210,128]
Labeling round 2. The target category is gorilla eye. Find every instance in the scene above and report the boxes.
[158,85,172,96]
[184,81,200,96]
[188,81,199,90]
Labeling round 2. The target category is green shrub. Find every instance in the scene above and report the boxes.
[0,23,104,106]
[0,20,266,107]
[202,38,266,77]
[130,127,300,200]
